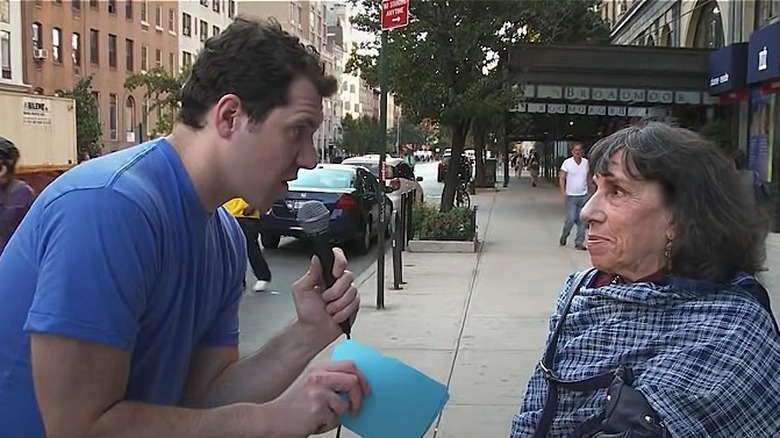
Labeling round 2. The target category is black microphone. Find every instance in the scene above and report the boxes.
[296,200,351,337]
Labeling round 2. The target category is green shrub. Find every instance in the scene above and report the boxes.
[412,202,476,241]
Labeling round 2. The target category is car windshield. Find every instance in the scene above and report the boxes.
[288,168,354,189]
[343,161,379,176]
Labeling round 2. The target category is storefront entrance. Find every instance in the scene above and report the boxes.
[502,42,716,187]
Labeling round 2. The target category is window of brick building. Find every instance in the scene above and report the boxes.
[109,93,117,140]
[108,34,117,68]
[52,27,62,63]
[140,0,148,23]
[1,31,11,79]
[71,32,80,66]
[125,38,133,70]
[182,13,191,36]
[89,28,98,64]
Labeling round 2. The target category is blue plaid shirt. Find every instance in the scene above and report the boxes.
[511,271,780,437]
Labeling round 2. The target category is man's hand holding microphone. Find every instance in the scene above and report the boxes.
[267,246,369,437]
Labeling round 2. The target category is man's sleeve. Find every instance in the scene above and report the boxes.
[24,188,159,352]
[560,158,569,172]
[200,210,246,346]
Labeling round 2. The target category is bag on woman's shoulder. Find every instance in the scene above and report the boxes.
[581,366,667,438]
[532,269,667,438]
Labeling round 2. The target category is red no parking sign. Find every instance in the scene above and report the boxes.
[381,0,409,31]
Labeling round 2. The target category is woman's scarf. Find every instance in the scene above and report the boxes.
[511,271,780,437]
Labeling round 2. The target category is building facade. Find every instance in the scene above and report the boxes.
[178,0,235,70]
[21,0,179,152]
[326,2,362,121]
[239,0,339,157]
[238,0,327,52]
[604,0,733,49]
[0,0,28,92]
[605,0,780,230]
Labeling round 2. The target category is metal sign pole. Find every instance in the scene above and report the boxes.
[376,29,389,310]
[377,0,409,309]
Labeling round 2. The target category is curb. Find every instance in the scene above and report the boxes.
[354,258,378,289]
[353,189,498,291]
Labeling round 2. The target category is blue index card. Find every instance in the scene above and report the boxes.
[330,340,450,438]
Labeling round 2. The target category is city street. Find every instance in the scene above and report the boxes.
[238,159,444,355]
[238,235,377,355]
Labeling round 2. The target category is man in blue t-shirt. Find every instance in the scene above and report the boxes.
[0,17,367,438]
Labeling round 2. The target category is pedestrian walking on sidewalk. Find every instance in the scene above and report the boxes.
[0,137,35,256]
[224,197,272,292]
[558,142,589,250]
[512,121,780,438]
[0,17,367,438]
[528,149,540,187]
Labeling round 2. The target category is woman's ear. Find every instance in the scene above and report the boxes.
[0,164,7,179]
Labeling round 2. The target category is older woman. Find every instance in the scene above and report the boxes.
[511,122,780,437]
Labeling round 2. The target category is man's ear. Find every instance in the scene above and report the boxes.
[0,163,7,179]
[213,94,243,139]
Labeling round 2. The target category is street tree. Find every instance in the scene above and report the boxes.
[124,66,189,137]
[61,76,102,159]
[341,114,389,155]
[521,0,611,44]
[348,0,609,209]
[348,0,527,211]
[388,118,428,151]
[470,87,506,186]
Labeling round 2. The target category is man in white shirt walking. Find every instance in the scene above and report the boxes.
[558,143,589,250]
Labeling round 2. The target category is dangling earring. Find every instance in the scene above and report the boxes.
[664,237,673,272]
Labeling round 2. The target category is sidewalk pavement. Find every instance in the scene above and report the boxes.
[313,173,780,438]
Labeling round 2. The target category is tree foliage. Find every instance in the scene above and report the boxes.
[124,66,190,136]
[340,114,388,155]
[389,119,429,148]
[61,75,102,159]
[348,0,523,210]
[523,0,611,44]
[348,0,609,209]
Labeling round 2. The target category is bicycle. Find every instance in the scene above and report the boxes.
[455,179,471,209]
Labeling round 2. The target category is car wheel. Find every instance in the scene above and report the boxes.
[260,232,281,249]
[354,220,371,255]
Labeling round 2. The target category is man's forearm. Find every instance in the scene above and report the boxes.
[86,401,272,438]
[190,321,326,408]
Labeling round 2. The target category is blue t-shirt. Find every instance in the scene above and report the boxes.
[0,138,246,435]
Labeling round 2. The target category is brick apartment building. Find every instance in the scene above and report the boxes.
[21,0,179,152]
